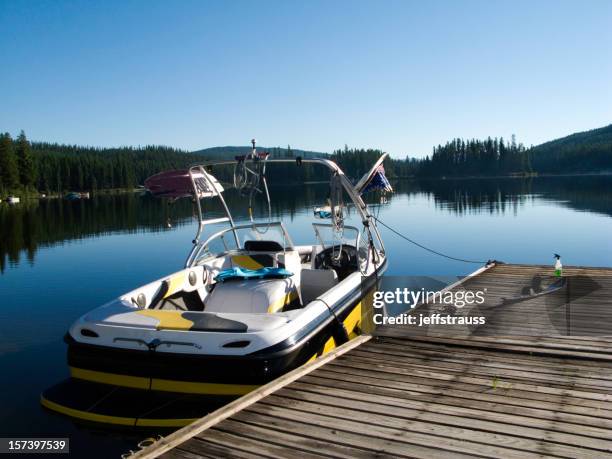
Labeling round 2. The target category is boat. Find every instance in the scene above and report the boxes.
[7,196,20,204]
[65,192,81,200]
[42,141,390,427]
[65,192,90,200]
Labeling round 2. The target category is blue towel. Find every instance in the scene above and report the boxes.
[314,209,332,219]
[215,267,294,282]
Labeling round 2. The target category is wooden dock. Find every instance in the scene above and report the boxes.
[130,263,612,459]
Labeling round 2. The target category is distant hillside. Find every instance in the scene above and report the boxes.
[405,124,612,178]
[529,124,612,173]
[192,146,329,159]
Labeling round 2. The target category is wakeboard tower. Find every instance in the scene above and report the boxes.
[41,140,390,428]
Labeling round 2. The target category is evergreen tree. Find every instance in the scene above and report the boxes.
[16,130,36,188]
[0,133,20,191]
[498,137,507,172]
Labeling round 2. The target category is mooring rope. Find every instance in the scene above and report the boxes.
[372,216,490,265]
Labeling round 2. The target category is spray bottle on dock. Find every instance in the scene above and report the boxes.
[554,254,563,277]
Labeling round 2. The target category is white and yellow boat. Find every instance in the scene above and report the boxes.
[42,142,389,427]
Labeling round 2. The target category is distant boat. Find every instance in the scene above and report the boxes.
[7,196,20,204]
[65,192,90,201]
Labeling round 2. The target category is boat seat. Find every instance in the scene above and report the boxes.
[205,277,300,314]
[232,253,280,269]
[300,269,338,305]
[231,249,302,278]
[231,241,293,271]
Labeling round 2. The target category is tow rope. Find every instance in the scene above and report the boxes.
[372,216,491,265]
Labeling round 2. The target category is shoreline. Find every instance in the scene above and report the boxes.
[394,171,612,181]
[2,172,611,201]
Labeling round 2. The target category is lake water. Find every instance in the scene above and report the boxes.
[1,176,611,457]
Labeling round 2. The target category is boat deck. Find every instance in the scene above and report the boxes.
[130,263,612,458]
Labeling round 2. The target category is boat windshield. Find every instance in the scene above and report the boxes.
[189,222,293,265]
[313,223,370,263]
[312,223,360,250]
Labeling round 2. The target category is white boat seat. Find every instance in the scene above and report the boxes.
[205,278,300,314]
[300,269,338,305]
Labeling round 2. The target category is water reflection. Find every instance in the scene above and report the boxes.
[392,175,612,216]
[0,186,332,272]
[1,176,611,272]
[0,195,185,272]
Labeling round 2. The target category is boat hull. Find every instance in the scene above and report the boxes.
[63,310,344,393]
[41,264,385,427]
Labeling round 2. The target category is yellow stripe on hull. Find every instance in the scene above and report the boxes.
[343,302,362,335]
[151,378,258,395]
[70,367,150,390]
[322,336,336,355]
[41,396,197,428]
[70,367,259,395]
[316,301,363,358]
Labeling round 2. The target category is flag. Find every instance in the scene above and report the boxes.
[360,165,393,194]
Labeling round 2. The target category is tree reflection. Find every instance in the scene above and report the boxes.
[1,176,611,272]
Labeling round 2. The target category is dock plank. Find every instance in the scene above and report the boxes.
[255,391,605,459]
[300,372,612,421]
[270,385,612,445]
[240,403,541,459]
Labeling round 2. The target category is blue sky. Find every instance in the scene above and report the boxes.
[1,0,611,157]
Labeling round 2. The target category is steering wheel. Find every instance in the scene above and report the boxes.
[314,245,358,278]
